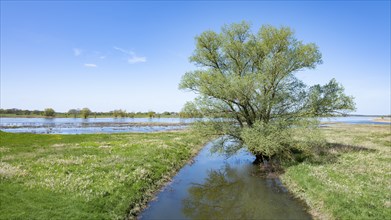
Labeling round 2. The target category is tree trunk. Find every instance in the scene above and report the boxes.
[252,154,265,164]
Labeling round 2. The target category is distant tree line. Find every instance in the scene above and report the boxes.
[3,108,388,119]
[0,108,44,115]
[0,108,186,118]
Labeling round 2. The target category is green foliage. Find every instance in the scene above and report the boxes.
[68,109,79,118]
[308,79,356,115]
[43,108,55,117]
[1,108,184,119]
[242,121,291,158]
[0,108,42,116]
[147,111,156,118]
[180,21,355,160]
[179,101,203,118]
[80,108,91,119]
[0,131,210,219]
[112,109,127,118]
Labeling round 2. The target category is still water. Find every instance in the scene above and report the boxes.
[139,140,311,220]
[0,125,187,134]
[320,116,389,125]
[0,117,194,127]
[0,118,193,134]
[0,117,388,134]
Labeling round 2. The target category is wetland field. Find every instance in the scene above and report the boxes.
[0,119,390,219]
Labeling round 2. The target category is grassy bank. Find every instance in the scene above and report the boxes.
[281,124,391,219]
[0,131,209,219]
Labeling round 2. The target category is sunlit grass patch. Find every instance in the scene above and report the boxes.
[281,124,391,219]
[0,162,28,179]
[0,131,209,219]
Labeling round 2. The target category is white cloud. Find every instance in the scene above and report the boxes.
[84,63,97,68]
[113,46,132,55]
[113,46,146,64]
[73,48,82,56]
[128,56,146,64]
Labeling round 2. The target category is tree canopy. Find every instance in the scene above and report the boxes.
[43,108,55,117]
[80,108,92,119]
[179,22,355,162]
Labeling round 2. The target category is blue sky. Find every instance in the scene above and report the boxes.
[1,1,390,115]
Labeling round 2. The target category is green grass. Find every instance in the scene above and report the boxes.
[281,124,391,219]
[0,131,209,219]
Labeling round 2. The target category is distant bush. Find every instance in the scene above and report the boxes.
[147,111,156,118]
[43,108,55,117]
[80,108,91,119]
[112,109,127,118]
[68,109,79,118]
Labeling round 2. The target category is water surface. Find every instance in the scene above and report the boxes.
[0,117,194,127]
[140,141,311,219]
[320,116,389,125]
[0,117,192,134]
[0,125,187,134]
[1,116,388,134]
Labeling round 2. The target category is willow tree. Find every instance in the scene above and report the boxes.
[179,22,355,163]
[80,108,91,119]
[43,108,55,117]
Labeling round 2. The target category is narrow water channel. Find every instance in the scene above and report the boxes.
[139,140,311,219]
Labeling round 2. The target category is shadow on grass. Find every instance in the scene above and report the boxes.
[246,142,378,174]
[302,143,377,165]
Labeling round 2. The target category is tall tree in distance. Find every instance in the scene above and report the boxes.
[80,108,92,119]
[68,109,79,118]
[179,22,355,163]
[112,109,127,118]
[43,108,55,117]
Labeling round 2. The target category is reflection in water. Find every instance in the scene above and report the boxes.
[182,164,309,220]
[139,141,311,220]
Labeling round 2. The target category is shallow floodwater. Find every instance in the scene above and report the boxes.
[0,117,194,127]
[139,141,311,220]
[0,125,187,134]
[0,116,388,134]
[0,117,193,134]
[320,116,389,125]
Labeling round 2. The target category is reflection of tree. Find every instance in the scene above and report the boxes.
[182,165,264,219]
